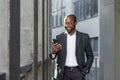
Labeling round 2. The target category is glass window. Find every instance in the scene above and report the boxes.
[52,0,57,12]
[74,1,79,20]
[58,11,62,27]
[60,14,62,26]
[51,0,66,28]
[89,37,99,80]
[62,0,66,7]
[90,37,98,52]
[51,15,54,27]
[73,0,98,21]
[94,38,98,52]
[61,9,65,25]
[92,0,98,16]
[90,37,98,57]
[58,0,61,9]
[85,0,92,19]
[56,15,58,27]
[79,0,85,20]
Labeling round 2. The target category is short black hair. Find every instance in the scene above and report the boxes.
[67,14,77,22]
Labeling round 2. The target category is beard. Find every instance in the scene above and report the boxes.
[65,26,75,34]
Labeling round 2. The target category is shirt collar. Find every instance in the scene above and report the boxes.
[64,30,76,36]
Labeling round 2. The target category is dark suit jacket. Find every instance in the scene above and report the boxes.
[50,31,94,79]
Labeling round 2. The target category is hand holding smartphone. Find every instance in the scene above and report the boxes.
[52,39,62,54]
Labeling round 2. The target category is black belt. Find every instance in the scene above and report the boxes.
[65,66,79,71]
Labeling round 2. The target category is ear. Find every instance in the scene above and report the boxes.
[75,21,78,25]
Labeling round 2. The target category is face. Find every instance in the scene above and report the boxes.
[64,16,77,35]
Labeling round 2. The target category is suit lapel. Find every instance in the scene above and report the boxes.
[63,33,67,51]
[61,33,67,60]
[76,31,82,55]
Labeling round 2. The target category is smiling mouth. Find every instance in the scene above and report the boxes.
[65,27,72,29]
[66,28,73,33]
[66,28,71,30]
[66,28,72,31]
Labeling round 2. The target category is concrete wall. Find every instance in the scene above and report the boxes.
[115,0,120,79]
[100,0,115,80]
[20,0,45,79]
[0,0,9,80]
[20,0,34,79]
[0,0,51,79]
[77,17,99,37]
[20,0,34,66]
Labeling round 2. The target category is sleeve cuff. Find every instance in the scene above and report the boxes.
[52,54,56,58]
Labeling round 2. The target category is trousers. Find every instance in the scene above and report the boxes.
[62,66,85,80]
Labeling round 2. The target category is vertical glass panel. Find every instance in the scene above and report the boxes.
[56,15,58,27]
[92,0,98,16]
[60,13,62,26]
[94,38,98,52]
[90,39,94,51]
[58,0,61,9]
[62,0,66,7]
[74,1,79,20]
[61,9,65,26]
[90,37,98,52]
[51,0,65,28]
[52,13,57,28]
[51,15,54,27]
[79,0,85,20]
[58,11,61,27]
[89,37,99,80]
[52,0,57,12]
[85,0,92,19]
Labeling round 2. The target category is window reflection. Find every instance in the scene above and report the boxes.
[92,0,98,16]
[80,0,85,20]
[51,0,66,28]
[85,0,92,19]
[73,0,98,21]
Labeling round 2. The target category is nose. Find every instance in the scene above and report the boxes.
[65,23,69,28]
[65,25,69,29]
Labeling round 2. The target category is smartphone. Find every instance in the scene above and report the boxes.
[53,39,62,49]
[53,39,59,44]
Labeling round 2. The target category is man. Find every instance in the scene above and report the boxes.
[49,14,94,80]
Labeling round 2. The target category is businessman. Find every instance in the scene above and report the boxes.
[50,14,94,80]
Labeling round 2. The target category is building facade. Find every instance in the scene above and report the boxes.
[0,0,120,80]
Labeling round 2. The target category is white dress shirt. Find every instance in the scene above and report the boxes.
[65,31,78,67]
